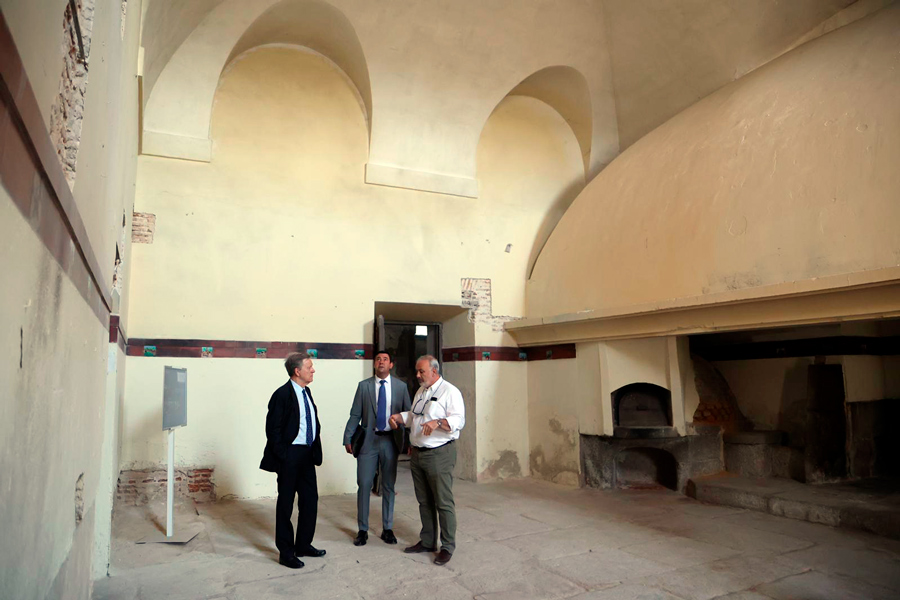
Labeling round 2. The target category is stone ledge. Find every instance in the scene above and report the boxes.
[689,473,900,539]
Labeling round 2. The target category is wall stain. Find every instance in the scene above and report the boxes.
[531,417,580,485]
[479,449,522,481]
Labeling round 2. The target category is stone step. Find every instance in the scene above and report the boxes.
[688,473,900,539]
[724,439,804,480]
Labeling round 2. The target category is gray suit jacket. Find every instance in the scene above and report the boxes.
[343,376,412,453]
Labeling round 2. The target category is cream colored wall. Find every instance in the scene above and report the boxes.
[713,358,816,431]
[141,0,617,186]
[714,354,899,438]
[443,361,477,482]
[843,355,900,403]
[526,359,581,486]
[2,0,142,302]
[125,46,583,494]
[0,195,109,600]
[528,5,900,323]
[0,0,142,596]
[603,0,857,149]
[122,356,369,496]
[475,362,529,481]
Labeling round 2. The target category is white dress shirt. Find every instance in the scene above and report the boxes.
[375,375,392,431]
[399,377,465,449]
[290,379,317,445]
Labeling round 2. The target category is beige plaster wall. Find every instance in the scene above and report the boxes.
[604,0,857,149]
[475,361,529,481]
[526,359,581,486]
[528,5,900,321]
[0,196,109,600]
[2,0,142,301]
[0,0,142,596]
[140,0,617,186]
[122,356,369,497]
[713,358,817,432]
[129,48,583,343]
[124,46,583,495]
[843,355,900,403]
[714,354,899,439]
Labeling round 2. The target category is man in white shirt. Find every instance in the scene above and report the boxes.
[342,351,411,547]
[389,355,465,566]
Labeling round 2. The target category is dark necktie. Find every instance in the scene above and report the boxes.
[377,380,387,431]
[303,388,314,445]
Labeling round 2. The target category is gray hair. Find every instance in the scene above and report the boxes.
[285,352,312,376]
[417,355,440,374]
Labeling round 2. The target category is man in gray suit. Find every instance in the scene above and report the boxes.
[343,350,411,546]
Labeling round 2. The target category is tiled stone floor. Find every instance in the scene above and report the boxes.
[94,464,900,599]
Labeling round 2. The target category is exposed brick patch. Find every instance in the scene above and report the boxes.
[691,355,751,432]
[461,277,523,332]
[116,466,216,505]
[131,212,156,244]
[49,0,95,187]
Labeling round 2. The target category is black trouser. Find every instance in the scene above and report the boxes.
[275,444,318,559]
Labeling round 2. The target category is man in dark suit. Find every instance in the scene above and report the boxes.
[342,350,411,546]
[260,352,326,568]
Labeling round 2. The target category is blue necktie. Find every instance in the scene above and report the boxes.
[377,380,387,431]
[303,388,314,445]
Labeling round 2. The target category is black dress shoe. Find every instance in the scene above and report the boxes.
[296,546,326,558]
[403,541,436,554]
[381,529,398,544]
[279,555,304,569]
[353,530,368,546]
[433,549,452,566]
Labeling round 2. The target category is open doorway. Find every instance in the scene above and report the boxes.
[377,318,442,400]
[372,301,476,481]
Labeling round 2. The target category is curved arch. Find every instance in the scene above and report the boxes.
[477,65,592,279]
[223,0,372,134]
[505,66,593,175]
[141,0,372,161]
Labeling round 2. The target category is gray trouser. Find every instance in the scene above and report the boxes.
[357,432,399,531]
[410,441,457,554]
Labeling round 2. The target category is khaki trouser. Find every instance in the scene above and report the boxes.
[410,441,457,554]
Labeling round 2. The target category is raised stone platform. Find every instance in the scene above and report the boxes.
[689,473,900,539]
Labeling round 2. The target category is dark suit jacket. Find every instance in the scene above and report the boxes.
[260,380,323,472]
[342,376,412,454]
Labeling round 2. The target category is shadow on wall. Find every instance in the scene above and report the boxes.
[778,360,812,448]
[527,176,585,279]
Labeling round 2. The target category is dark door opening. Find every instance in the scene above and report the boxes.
[376,317,442,401]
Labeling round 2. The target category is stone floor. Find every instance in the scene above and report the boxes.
[94,464,900,600]
[691,473,900,539]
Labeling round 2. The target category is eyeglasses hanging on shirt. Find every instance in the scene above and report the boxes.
[411,381,445,416]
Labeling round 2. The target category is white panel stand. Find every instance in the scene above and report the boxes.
[136,427,200,544]
[167,428,175,537]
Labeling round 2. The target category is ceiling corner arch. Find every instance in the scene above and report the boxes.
[141,0,372,163]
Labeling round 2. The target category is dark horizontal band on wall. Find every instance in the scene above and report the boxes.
[442,344,576,362]
[692,336,900,361]
[126,339,375,360]
[121,337,577,362]
[0,11,111,327]
[109,315,126,353]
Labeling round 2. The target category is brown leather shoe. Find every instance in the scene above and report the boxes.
[434,549,452,565]
[403,541,436,554]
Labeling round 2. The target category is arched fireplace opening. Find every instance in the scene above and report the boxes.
[613,382,672,428]
[615,447,678,491]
